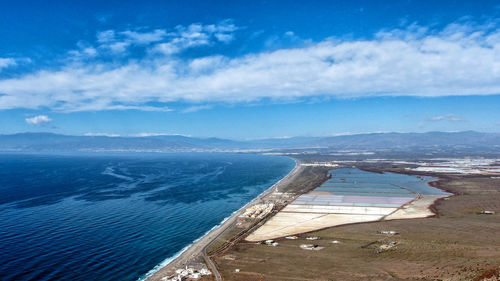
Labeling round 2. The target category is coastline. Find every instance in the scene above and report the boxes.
[144,156,302,281]
[143,163,450,280]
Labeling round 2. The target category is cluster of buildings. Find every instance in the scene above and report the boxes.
[161,266,211,281]
[239,203,274,219]
[300,162,339,167]
[408,158,500,175]
[317,157,500,175]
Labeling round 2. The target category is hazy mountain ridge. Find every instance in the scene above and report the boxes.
[1,131,499,152]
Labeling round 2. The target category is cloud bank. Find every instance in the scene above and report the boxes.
[1,21,499,111]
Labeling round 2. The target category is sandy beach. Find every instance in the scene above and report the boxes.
[145,158,303,281]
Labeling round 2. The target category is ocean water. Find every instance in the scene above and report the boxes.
[0,153,295,281]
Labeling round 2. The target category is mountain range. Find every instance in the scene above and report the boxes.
[0,131,499,153]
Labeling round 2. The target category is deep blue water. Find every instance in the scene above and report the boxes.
[0,153,295,281]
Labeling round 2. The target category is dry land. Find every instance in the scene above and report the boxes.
[214,170,500,281]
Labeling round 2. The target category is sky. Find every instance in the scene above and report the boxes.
[0,0,500,139]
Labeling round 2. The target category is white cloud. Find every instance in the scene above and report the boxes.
[214,33,233,43]
[189,56,226,73]
[106,41,130,54]
[104,105,172,111]
[1,21,500,112]
[429,116,446,121]
[69,21,236,59]
[97,30,116,43]
[95,29,166,54]
[0,58,16,70]
[427,114,464,122]
[25,115,52,125]
[68,44,98,58]
[121,29,167,44]
[151,42,181,55]
[152,21,236,55]
[181,105,212,113]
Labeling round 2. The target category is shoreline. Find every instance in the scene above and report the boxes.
[144,156,302,281]
[144,163,450,280]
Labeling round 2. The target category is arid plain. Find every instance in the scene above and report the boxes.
[208,163,500,281]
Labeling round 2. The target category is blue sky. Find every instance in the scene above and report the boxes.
[1,0,500,139]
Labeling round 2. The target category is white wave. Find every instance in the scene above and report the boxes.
[136,244,190,281]
[136,213,234,281]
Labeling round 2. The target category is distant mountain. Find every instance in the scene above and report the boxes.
[314,131,500,149]
[250,131,500,150]
[0,131,499,152]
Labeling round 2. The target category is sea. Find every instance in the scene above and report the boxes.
[0,153,295,281]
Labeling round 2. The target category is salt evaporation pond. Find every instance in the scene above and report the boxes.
[246,168,451,241]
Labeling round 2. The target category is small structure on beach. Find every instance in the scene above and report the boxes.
[263,239,279,246]
[306,236,320,240]
[377,230,398,235]
[376,241,398,253]
[300,244,324,250]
